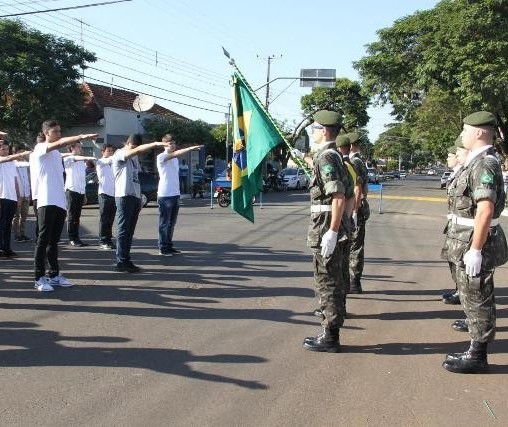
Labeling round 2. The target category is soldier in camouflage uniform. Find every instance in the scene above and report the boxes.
[346,133,370,293]
[300,110,352,353]
[442,111,508,374]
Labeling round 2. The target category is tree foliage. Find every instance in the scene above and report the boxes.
[354,0,508,155]
[0,19,96,137]
[300,78,370,130]
[143,116,224,158]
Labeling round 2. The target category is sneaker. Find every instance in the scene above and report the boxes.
[100,242,116,250]
[49,275,73,287]
[115,262,141,273]
[20,235,32,242]
[3,250,18,258]
[14,235,22,242]
[168,248,182,254]
[70,240,89,247]
[158,251,173,257]
[34,277,54,292]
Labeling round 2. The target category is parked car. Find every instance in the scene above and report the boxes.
[367,168,379,184]
[427,169,437,175]
[440,171,452,188]
[281,168,309,190]
[85,171,158,207]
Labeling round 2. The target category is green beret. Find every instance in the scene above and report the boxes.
[313,110,342,127]
[454,135,465,149]
[463,111,497,127]
[336,135,351,147]
[344,132,360,144]
[447,146,457,154]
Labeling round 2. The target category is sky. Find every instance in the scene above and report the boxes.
[1,0,439,141]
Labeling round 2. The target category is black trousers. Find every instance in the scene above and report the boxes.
[34,205,66,280]
[66,190,85,241]
[99,193,116,243]
[0,198,17,252]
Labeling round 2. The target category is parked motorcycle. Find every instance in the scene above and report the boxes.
[263,170,285,192]
[214,185,231,207]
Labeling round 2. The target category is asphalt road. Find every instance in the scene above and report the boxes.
[1,175,507,426]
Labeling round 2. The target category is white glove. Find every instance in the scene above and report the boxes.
[290,148,304,160]
[320,229,338,258]
[352,212,358,229]
[464,248,482,276]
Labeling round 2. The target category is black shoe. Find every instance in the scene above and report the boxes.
[20,235,32,242]
[443,290,460,305]
[14,235,22,242]
[313,309,324,319]
[100,242,116,250]
[115,262,141,273]
[443,341,489,373]
[3,250,18,258]
[70,240,88,247]
[302,328,340,353]
[451,319,468,332]
[168,248,182,254]
[349,278,362,294]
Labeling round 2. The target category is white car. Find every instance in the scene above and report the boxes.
[427,169,437,175]
[440,171,452,188]
[281,168,309,190]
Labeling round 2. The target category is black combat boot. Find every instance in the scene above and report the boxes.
[442,340,488,373]
[451,319,468,332]
[442,290,460,305]
[349,278,362,294]
[302,327,340,353]
[313,309,324,319]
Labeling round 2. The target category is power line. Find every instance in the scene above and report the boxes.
[0,0,132,17]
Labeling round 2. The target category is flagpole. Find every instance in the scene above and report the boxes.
[224,52,311,177]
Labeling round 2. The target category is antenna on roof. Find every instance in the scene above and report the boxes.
[133,94,155,112]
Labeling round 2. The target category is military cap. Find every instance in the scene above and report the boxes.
[447,146,457,154]
[344,132,360,144]
[336,135,351,147]
[463,111,497,127]
[454,135,465,149]
[312,110,342,127]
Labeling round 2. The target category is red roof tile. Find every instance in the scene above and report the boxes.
[75,82,186,125]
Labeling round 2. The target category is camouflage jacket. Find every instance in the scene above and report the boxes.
[350,152,370,223]
[443,146,508,268]
[307,142,352,248]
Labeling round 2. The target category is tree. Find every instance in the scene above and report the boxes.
[0,19,96,138]
[354,0,508,155]
[143,116,223,158]
[300,78,370,130]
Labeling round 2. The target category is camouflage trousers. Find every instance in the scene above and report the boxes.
[448,261,457,290]
[456,265,496,343]
[349,223,366,281]
[313,241,347,330]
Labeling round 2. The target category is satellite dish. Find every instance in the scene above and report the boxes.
[133,94,155,112]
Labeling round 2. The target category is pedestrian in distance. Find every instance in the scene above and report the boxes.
[179,158,189,194]
[156,134,203,257]
[112,134,169,273]
[12,144,32,242]
[96,143,117,250]
[33,120,97,292]
[0,138,32,258]
[296,110,352,353]
[64,141,96,247]
[442,111,508,374]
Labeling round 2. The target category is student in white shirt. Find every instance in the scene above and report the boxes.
[156,134,202,256]
[64,142,95,247]
[33,119,97,292]
[0,139,32,258]
[112,134,168,273]
[12,144,32,242]
[96,143,116,249]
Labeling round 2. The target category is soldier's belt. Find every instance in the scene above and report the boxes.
[310,205,332,213]
[450,214,499,227]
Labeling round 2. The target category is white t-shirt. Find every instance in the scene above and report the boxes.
[112,148,141,198]
[33,142,66,209]
[64,156,86,194]
[15,160,31,198]
[29,151,40,201]
[96,157,115,196]
[157,152,180,197]
[0,161,18,202]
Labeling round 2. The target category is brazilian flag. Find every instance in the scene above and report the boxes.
[231,72,284,222]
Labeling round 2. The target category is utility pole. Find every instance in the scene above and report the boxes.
[257,54,281,108]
